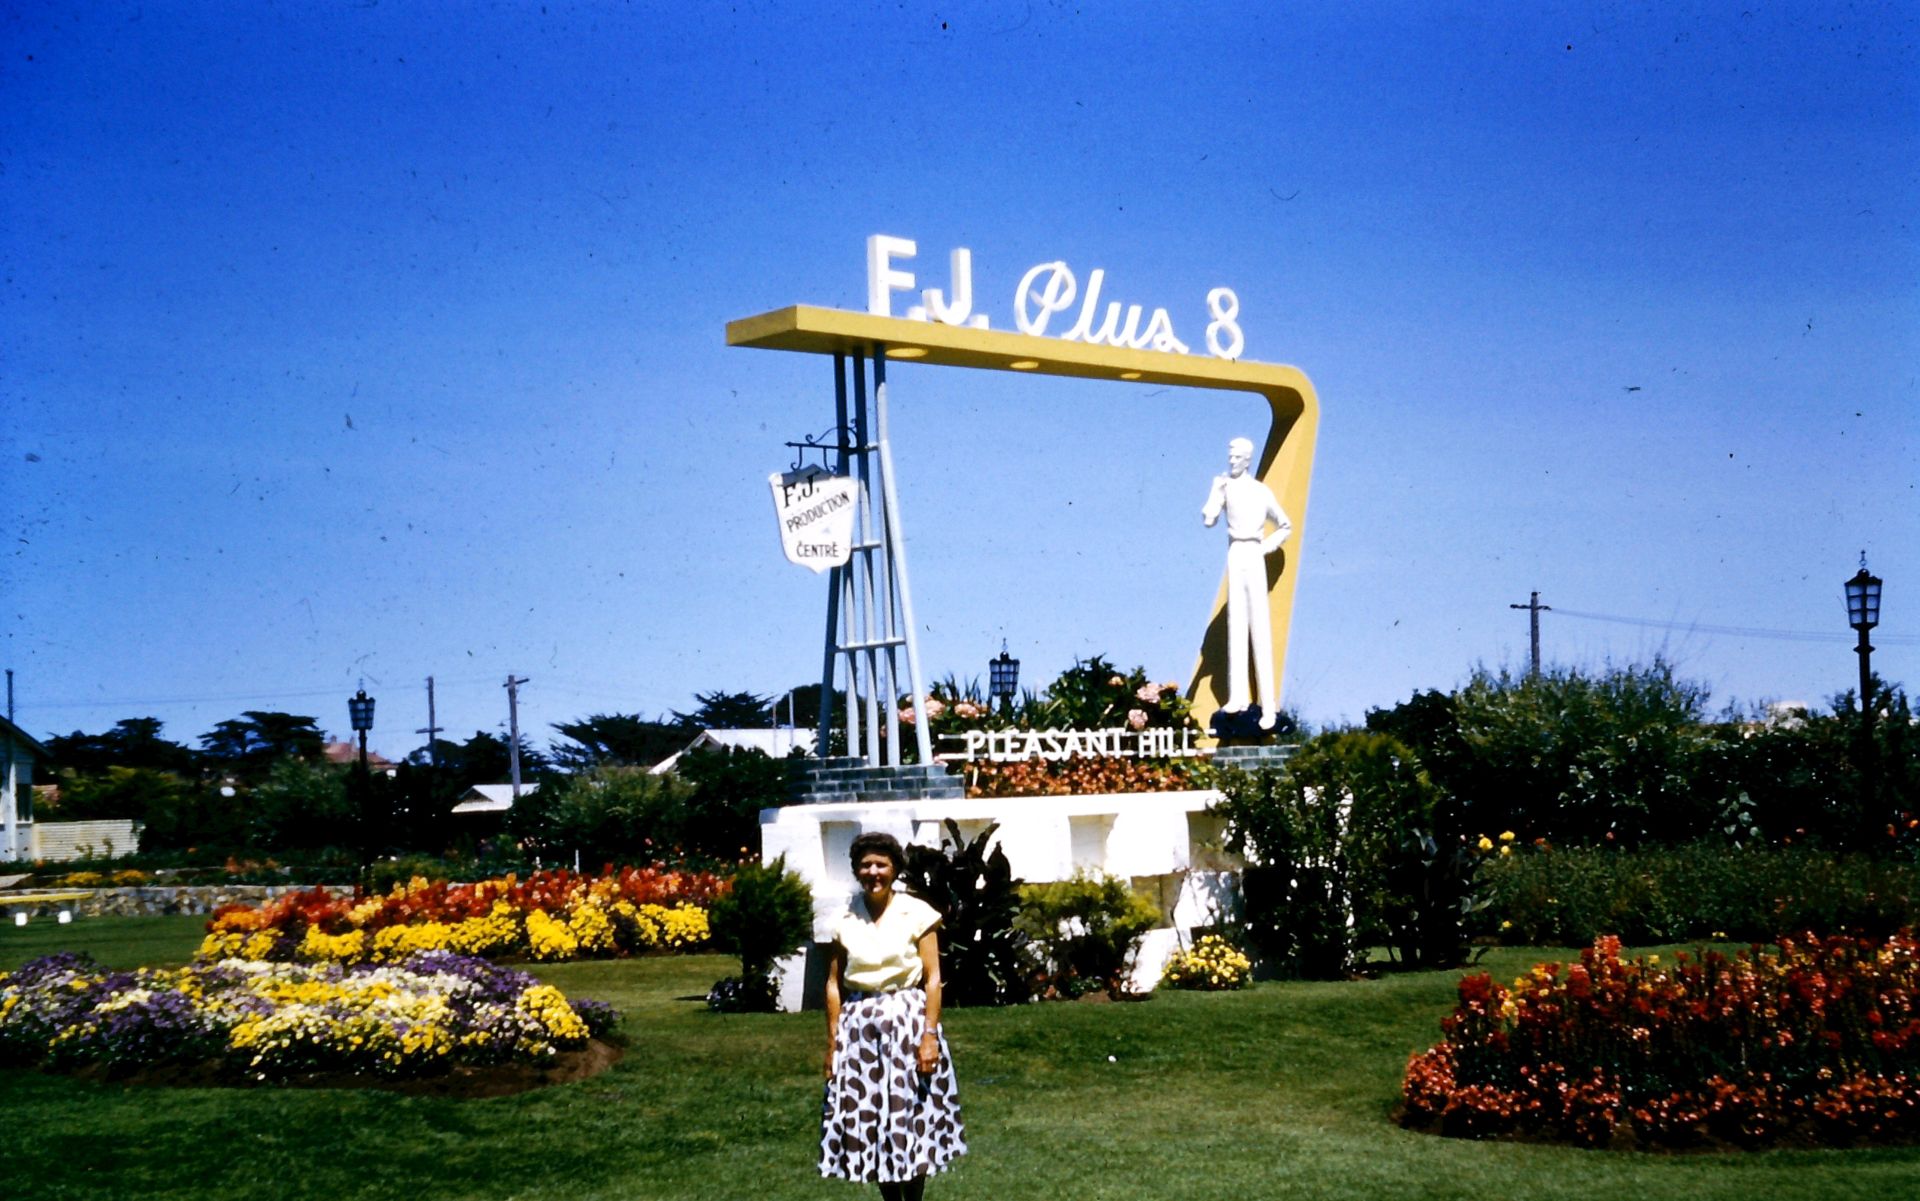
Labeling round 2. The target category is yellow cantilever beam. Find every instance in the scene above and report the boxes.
[727,305,1320,738]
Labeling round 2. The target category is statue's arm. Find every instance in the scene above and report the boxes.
[1259,493,1293,554]
[1201,476,1227,526]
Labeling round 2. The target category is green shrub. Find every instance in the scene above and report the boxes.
[707,855,814,1012]
[1482,843,1920,944]
[508,765,696,863]
[670,746,801,858]
[902,820,1032,1006]
[1017,871,1161,997]
[1368,661,1719,848]
[1214,732,1483,976]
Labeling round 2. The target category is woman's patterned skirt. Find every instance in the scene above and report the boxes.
[820,987,966,1183]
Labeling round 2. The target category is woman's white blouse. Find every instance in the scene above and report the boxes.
[833,892,941,993]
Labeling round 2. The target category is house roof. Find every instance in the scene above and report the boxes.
[449,782,539,814]
[0,715,50,761]
[649,728,815,775]
[321,740,397,770]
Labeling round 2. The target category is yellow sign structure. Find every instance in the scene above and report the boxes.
[728,304,1320,740]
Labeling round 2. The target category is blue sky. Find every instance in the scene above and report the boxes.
[5,2,1916,758]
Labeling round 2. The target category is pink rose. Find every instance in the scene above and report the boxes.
[1135,683,1163,703]
[922,696,946,719]
[1127,709,1149,731]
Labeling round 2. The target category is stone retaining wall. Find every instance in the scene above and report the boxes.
[3,884,317,920]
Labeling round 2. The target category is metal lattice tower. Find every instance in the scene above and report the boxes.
[815,350,933,768]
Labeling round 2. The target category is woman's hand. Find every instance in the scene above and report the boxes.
[825,1043,837,1080]
[916,1031,940,1075]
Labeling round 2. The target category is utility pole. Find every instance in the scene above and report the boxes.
[504,675,530,799]
[416,676,444,768]
[1509,591,1551,677]
[4,669,16,863]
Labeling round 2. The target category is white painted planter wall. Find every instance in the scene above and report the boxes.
[760,789,1243,1011]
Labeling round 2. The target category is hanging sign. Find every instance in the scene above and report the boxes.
[769,464,857,572]
[867,234,1245,360]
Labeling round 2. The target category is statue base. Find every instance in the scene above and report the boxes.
[1207,706,1297,743]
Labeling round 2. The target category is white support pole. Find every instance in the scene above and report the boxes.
[850,351,882,764]
[873,353,935,767]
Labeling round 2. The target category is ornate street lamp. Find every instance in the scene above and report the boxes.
[1845,555,1882,714]
[1845,555,1884,836]
[988,642,1020,715]
[347,688,376,771]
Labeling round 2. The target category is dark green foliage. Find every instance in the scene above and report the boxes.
[901,819,1032,1006]
[413,731,548,792]
[670,689,774,730]
[44,766,192,824]
[1214,731,1484,975]
[44,717,195,776]
[547,713,686,774]
[670,746,800,858]
[1213,760,1356,978]
[247,756,352,851]
[1017,871,1161,997]
[196,711,327,779]
[506,765,696,863]
[706,855,813,1011]
[1368,661,1719,848]
[1482,843,1920,944]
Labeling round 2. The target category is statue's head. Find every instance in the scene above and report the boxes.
[1227,437,1254,477]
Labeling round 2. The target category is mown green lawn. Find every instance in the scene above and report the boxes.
[3,918,1917,1200]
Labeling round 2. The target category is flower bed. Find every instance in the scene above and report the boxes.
[198,866,721,965]
[1401,932,1920,1148]
[965,754,1212,798]
[1160,935,1252,991]
[0,950,619,1085]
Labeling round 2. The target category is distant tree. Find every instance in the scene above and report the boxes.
[247,756,352,851]
[774,683,846,734]
[45,717,196,776]
[672,746,801,859]
[672,690,774,731]
[44,766,193,825]
[548,713,685,773]
[411,731,548,792]
[506,764,696,863]
[198,711,326,779]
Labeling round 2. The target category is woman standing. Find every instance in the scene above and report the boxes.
[821,832,966,1199]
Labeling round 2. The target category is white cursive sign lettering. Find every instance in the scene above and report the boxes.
[866,234,1239,360]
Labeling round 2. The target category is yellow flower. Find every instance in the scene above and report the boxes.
[1498,831,1515,842]
[1476,836,1494,852]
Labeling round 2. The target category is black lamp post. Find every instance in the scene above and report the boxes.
[989,642,1020,715]
[348,688,376,771]
[1845,556,1883,707]
[1845,555,1883,837]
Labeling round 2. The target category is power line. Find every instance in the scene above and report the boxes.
[1553,607,1920,646]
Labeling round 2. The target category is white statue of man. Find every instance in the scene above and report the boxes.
[1202,437,1292,730]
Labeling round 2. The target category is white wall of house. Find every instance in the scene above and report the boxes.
[1,732,38,864]
[761,789,1243,1011]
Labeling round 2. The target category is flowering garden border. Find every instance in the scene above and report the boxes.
[1401,932,1920,1149]
[0,950,620,1089]
[199,866,723,966]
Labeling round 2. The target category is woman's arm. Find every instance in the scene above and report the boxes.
[823,942,844,1079]
[915,926,943,1074]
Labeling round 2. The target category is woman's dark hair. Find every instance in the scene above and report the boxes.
[848,831,906,873]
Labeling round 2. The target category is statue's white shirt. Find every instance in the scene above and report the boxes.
[1205,474,1292,544]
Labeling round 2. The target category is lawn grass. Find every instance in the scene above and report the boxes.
[2,924,1917,1200]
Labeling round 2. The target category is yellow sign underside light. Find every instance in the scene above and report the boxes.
[726,304,1321,740]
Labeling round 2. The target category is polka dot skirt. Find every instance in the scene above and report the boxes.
[820,988,966,1183]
